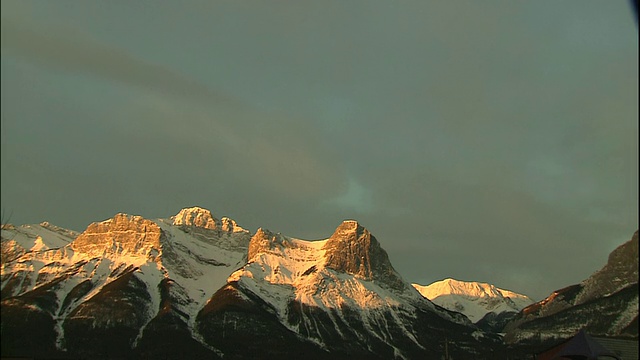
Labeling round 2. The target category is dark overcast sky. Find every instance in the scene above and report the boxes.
[1,0,637,300]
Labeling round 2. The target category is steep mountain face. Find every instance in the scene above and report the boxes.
[412,278,534,333]
[71,213,163,260]
[323,220,406,291]
[503,231,639,347]
[1,208,500,359]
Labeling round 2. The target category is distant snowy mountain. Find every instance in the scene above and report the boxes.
[412,278,534,327]
[1,208,502,359]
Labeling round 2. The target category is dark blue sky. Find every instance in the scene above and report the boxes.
[1,0,637,300]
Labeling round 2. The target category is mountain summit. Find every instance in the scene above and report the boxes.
[172,206,246,233]
[323,220,405,290]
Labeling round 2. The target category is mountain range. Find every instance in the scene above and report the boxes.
[1,207,501,359]
[1,207,637,359]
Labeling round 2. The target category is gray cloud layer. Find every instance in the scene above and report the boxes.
[1,0,637,299]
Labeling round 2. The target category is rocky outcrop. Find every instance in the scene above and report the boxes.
[220,217,245,233]
[247,228,292,262]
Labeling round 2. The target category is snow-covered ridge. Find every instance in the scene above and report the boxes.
[1,222,77,252]
[412,278,533,323]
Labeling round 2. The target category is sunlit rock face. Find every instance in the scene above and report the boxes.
[71,213,163,260]
[248,228,280,261]
[323,220,405,291]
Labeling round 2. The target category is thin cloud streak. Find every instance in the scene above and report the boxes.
[1,18,220,105]
[1,15,348,203]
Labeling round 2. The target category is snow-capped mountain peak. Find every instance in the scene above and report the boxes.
[412,278,534,323]
[415,278,529,301]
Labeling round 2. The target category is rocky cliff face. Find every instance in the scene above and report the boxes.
[71,213,163,261]
[323,220,406,291]
[503,231,639,346]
